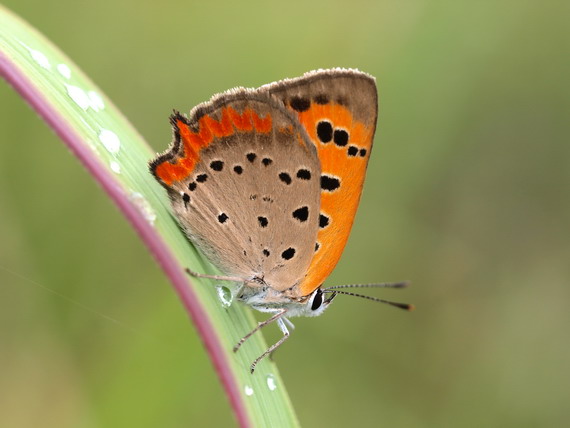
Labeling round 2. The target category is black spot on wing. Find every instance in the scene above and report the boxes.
[281,247,296,260]
[279,172,292,185]
[314,94,329,104]
[297,169,311,180]
[210,160,224,171]
[319,214,330,229]
[333,129,349,147]
[292,206,309,222]
[316,121,333,143]
[182,193,190,208]
[321,174,340,192]
[290,96,310,112]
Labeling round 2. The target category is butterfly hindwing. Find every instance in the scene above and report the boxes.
[263,69,378,296]
[150,91,322,290]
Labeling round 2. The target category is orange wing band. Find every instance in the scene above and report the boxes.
[295,103,375,296]
[155,107,272,186]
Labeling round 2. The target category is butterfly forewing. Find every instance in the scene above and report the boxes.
[150,92,322,291]
[263,69,378,296]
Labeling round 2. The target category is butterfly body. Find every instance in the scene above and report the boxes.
[149,69,400,371]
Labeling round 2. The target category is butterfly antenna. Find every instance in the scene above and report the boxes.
[324,281,410,290]
[322,289,415,311]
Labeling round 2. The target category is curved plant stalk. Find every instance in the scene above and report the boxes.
[0,6,299,428]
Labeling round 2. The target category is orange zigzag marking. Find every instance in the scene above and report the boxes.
[252,110,272,133]
[155,107,272,185]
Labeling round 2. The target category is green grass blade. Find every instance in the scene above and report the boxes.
[0,5,299,427]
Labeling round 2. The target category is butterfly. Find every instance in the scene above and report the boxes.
[149,68,412,372]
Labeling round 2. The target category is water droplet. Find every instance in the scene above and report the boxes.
[266,374,277,391]
[244,385,254,396]
[110,161,121,174]
[98,129,120,153]
[66,84,90,110]
[30,50,50,69]
[57,63,71,79]
[88,91,105,111]
[65,85,104,112]
[19,42,51,70]
[216,286,232,308]
[129,191,156,225]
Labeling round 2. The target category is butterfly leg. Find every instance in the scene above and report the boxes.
[269,318,295,361]
[185,268,243,283]
[250,318,290,373]
[233,308,287,353]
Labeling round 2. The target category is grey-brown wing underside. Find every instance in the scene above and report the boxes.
[162,92,322,291]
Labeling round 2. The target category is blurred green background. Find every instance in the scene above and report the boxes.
[1,0,568,427]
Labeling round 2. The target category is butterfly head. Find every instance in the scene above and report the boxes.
[238,279,336,318]
[303,287,337,317]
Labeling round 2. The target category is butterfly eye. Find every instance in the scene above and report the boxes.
[311,289,324,311]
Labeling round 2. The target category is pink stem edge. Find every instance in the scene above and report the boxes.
[0,52,250,428]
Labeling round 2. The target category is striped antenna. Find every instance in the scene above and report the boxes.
[324,281,410,290]
[322,281,414,311]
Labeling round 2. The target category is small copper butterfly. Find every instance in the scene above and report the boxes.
[149,68,413,372]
